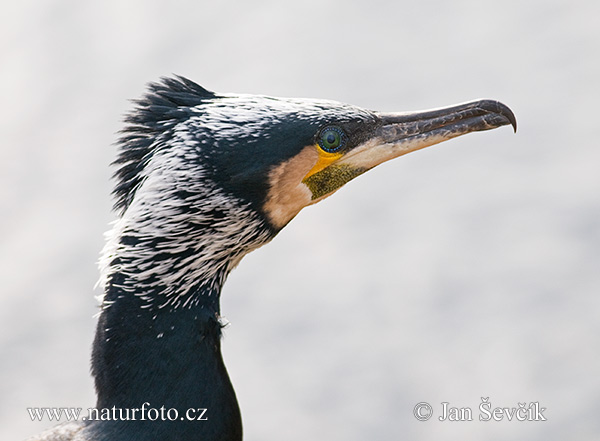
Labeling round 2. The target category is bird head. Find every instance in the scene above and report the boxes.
[103,76,515,308]
[115,76,515,229]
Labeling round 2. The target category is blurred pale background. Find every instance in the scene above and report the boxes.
[1,1,599,440]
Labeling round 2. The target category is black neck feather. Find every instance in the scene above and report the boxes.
[89,282,242,441]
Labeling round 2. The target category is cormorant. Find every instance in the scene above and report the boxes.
[28,76,516,441]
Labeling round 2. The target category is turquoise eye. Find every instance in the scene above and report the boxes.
[318,127,345,153]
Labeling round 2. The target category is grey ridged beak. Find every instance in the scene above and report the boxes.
[377,99,516,142]
[338,100,516,172]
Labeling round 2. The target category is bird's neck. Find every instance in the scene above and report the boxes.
[90,232,272,438]
[88,172,274,439]
[90,279,242,440]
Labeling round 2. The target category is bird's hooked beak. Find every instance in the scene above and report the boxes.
[356,99,515,165]
[304,99,517,201]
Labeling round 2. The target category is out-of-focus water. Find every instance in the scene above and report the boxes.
[2,1,599,440]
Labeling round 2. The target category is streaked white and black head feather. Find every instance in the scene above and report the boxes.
[99,76,378,310]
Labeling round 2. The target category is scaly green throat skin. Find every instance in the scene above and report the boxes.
[303,164,366,200]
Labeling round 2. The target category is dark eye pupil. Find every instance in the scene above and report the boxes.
[326,133,337,145]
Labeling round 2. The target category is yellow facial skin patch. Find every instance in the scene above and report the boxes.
[303,147,343,180]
